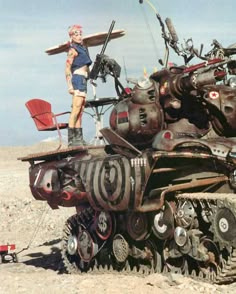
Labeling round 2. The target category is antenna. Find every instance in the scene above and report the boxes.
[123,56,128,84]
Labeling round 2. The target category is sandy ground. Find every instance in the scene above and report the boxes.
[0,142,236,294]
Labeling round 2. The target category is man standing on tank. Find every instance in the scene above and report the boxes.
[65,24,92,147]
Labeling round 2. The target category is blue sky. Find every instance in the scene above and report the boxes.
[1,0,235,146]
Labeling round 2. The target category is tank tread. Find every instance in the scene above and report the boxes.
[61,211,160,276]
[176,192,236,284]
[177,192,236,203]
[61,208,95,274]
[61,193,236,284]
[61,231,236,284]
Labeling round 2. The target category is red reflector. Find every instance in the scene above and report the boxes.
[209,91,219,99]
[163,131,172,139]
[214,70,226,78]
[124,87,132,94]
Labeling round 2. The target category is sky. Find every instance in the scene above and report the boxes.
[0,0,236,146]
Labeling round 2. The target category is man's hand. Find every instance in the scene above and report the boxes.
[90,79,97,87]
[68,87,74,95]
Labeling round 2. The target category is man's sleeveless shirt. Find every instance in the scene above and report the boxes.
[70,43,92,73]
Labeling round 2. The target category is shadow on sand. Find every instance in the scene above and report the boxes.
[20,239,65,272]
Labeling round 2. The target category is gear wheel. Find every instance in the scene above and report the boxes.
[126,212,150,241]
[175,200,196,229]
[152,201,174,240]
[210,198,236,249]
[112,234,129,263]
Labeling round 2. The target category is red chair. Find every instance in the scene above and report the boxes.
[25,98,70,149]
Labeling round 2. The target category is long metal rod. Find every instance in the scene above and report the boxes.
[137,175,228,212]
[100,20,115,55]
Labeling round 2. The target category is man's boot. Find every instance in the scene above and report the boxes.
[68,128,74,147]
[74,128,87,146]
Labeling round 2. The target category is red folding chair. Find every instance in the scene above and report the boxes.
[25,98,70,149]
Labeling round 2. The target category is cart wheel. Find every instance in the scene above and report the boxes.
[12,253,18,263]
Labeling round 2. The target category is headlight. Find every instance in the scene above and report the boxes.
[174,226,188,247]
[228,77,236,88]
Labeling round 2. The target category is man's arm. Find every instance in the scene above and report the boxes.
[65,48,77,94]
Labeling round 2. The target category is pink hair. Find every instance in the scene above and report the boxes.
[68,24,82,36]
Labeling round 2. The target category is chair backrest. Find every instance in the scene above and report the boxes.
[25,99,55,131]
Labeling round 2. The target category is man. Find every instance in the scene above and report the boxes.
[65,24,92,146]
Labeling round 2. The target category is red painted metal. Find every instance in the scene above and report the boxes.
[25,99,70,149]
[183,58,223,73]
[0,244,16,252]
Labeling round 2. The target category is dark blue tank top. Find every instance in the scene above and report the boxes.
[70,43,92,73]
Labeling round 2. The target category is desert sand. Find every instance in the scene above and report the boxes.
[0,142,236,294]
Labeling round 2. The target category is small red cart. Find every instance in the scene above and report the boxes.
[0,244,18,263]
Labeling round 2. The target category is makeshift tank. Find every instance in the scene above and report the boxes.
[20,2,236,284]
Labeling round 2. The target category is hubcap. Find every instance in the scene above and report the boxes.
[67,235,78,255]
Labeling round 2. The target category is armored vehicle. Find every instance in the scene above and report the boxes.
[20,1,236,283]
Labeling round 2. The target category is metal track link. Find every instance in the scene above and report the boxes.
[177,192,236,284]
[61,194,236,284]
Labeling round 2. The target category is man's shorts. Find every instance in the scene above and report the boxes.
[72,74,87,96]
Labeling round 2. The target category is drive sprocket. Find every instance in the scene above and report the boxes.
[61,208,95,273]
[209,195,236,250]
